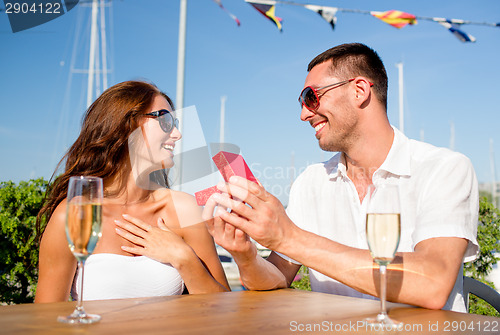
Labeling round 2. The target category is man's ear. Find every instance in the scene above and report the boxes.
[353,77,372,107]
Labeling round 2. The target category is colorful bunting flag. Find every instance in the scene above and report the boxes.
[436,19,476,43]
[239,0,496,44]
[371,10,417,29]
[213,0,241,26]
[304,5,338,30]
[246,0,283,32]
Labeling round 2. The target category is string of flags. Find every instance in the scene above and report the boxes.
[212,0,500,43]
[212,0,241,26]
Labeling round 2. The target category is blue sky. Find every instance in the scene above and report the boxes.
[1,0,499,204]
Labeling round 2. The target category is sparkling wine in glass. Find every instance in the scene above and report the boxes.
[57,176,103,324]
[364,184,403,331]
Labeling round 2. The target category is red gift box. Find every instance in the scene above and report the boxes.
[194,185,221,206]
[212,151,258,184]
[195,151,258,206]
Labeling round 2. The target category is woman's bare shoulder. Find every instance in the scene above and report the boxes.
[154,189,203,228]
[153,188,198,208]
[40,199,69,250]
[48,199,67,228]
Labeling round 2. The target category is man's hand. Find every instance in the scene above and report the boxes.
[203,176,294,253]
[202,192,258,265]
[202,178,297,291]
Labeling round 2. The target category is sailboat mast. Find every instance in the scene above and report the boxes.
[450,122,455,151]
[490,139,497,206]
[174,0,187,190]
[396,62,404,134]
[86,0,109,107]
[220,96,226,146]
[86,0,99,107]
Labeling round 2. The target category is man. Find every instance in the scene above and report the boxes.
[203,43,478,312]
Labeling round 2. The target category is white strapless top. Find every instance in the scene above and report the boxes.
[71,253,184,301]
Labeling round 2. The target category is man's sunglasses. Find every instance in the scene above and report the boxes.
[298,78,373,111]
[145,109,179,133]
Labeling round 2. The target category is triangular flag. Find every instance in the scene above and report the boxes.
[246,0,283,32]
[213,0,241,26]
[436,19,476,43]
[304,5,338,30]
[371,10,417,29]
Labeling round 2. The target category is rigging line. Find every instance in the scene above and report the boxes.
[51,2,85,168]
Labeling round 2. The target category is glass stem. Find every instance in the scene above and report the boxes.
[379,264,388,316]
[76,260,85,313]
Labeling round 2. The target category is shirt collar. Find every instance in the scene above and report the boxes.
[377,126,411,177]
[326,126,411,178]
[325,152,343,179]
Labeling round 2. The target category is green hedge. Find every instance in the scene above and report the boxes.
[464,198,500,316]
[0,178,47,304]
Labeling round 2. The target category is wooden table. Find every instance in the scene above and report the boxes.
[2,289,499,334]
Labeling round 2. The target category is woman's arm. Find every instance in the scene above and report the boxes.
[164,191,229,292]
[179,218,231,292]
[35,200,77,303]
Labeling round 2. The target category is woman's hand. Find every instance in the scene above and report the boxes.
[115,214,195,268]
[115,213,229,293]
[204,203,258,266]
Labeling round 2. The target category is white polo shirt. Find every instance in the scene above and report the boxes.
[281,127,479,312]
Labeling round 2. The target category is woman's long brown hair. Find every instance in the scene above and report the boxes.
[36,80,174,239]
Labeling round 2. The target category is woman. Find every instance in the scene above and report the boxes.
[35,80,229,302]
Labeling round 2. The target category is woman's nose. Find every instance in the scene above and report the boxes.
[170,126,182,141]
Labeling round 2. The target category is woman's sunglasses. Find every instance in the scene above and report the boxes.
[145,109,179,133]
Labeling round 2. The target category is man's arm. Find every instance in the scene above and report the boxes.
[283,223,467,309]
[203,201,300,290]
[209,176,468,310]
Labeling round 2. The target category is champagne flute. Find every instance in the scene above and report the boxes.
[58,176,103,324]
[364,184,403,330]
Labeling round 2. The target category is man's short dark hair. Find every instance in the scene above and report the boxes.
[308,43,388,110]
